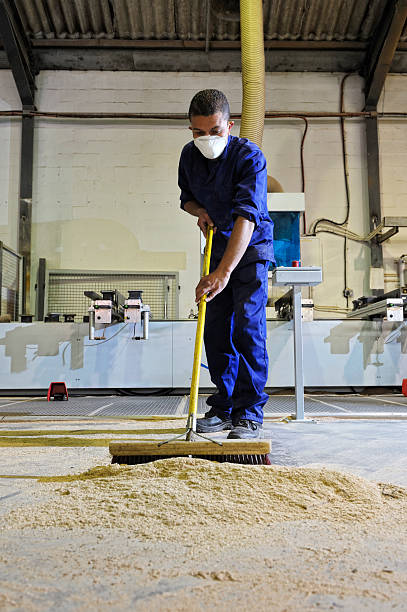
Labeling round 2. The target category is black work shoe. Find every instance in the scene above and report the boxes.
[196,410,232,433]
[227,419,262,439]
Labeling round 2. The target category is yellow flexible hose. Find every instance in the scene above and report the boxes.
[188,227,213,424]
[239,0,265,149]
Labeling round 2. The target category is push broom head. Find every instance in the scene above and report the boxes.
[110,439,272,465]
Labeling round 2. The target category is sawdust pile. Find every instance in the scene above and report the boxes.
[3,458,407,545]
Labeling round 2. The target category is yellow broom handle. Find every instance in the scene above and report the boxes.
[188,226,213,420]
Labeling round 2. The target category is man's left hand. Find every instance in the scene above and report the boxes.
[195,269,230,303]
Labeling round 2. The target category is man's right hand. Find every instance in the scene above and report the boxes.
[197,209,216,238]
[183,201,217,237]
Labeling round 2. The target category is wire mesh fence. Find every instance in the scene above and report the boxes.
[0,243,22,321]
[47,270,179,322]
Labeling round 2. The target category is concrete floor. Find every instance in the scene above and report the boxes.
[1,404,407,611]
[2,393,407,418]
[1,411,407,492]
[264,420,407,487]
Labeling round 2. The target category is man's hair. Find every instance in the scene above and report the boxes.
[188,89,230,121]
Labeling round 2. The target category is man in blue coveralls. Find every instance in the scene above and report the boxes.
[178,89,274,439]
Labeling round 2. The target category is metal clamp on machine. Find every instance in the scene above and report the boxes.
[85,289,125,340]
[271,266,323,421]
[274,292,314,321]
[85,289,150,340]
[347,293,406,321]
[123,290,150,340]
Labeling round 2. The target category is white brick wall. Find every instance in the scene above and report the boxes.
[1,69,407,316]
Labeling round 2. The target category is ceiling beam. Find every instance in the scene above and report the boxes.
[364,0,407,109]
[26,48,365,73]
[28,39,369,50]
[0,0,36,107]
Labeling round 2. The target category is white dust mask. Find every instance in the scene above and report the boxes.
[194,135,228,159]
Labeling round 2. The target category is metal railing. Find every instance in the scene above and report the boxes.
[0,242,23,321]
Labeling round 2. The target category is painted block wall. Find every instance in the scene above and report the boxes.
[0,69,406,317]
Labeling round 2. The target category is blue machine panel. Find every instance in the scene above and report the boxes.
[269,211,301,267]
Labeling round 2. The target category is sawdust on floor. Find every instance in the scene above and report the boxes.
[3,458,407,547]
[2,458,407,611]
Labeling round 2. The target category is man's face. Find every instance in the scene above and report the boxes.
[189,112,234,138]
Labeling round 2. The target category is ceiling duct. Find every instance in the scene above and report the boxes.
[239,0,265,148]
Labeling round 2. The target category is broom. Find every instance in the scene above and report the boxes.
[109,226,271,465]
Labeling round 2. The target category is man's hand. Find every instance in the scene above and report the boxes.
[183,201,217,237]
[197,210,217,238]
[195,268,230,303]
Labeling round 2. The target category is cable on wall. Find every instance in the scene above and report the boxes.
[299,116,309,232]
[308,73,357,306]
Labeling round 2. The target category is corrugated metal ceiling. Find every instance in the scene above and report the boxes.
[14,0,407,43]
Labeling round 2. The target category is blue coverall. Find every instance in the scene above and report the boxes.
[178,135,275,424]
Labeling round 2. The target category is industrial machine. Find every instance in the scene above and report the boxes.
[269,193,316,322]
[348,289,407,321]
[2,192,406,392]
[85,289,150,340]
[274,293,315,321]
[85,289,125,340]
[123,290,150,340]
[268,193,304,268]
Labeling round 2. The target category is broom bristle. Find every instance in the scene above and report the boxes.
[111,453,272,465]
[109,440,271,465]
